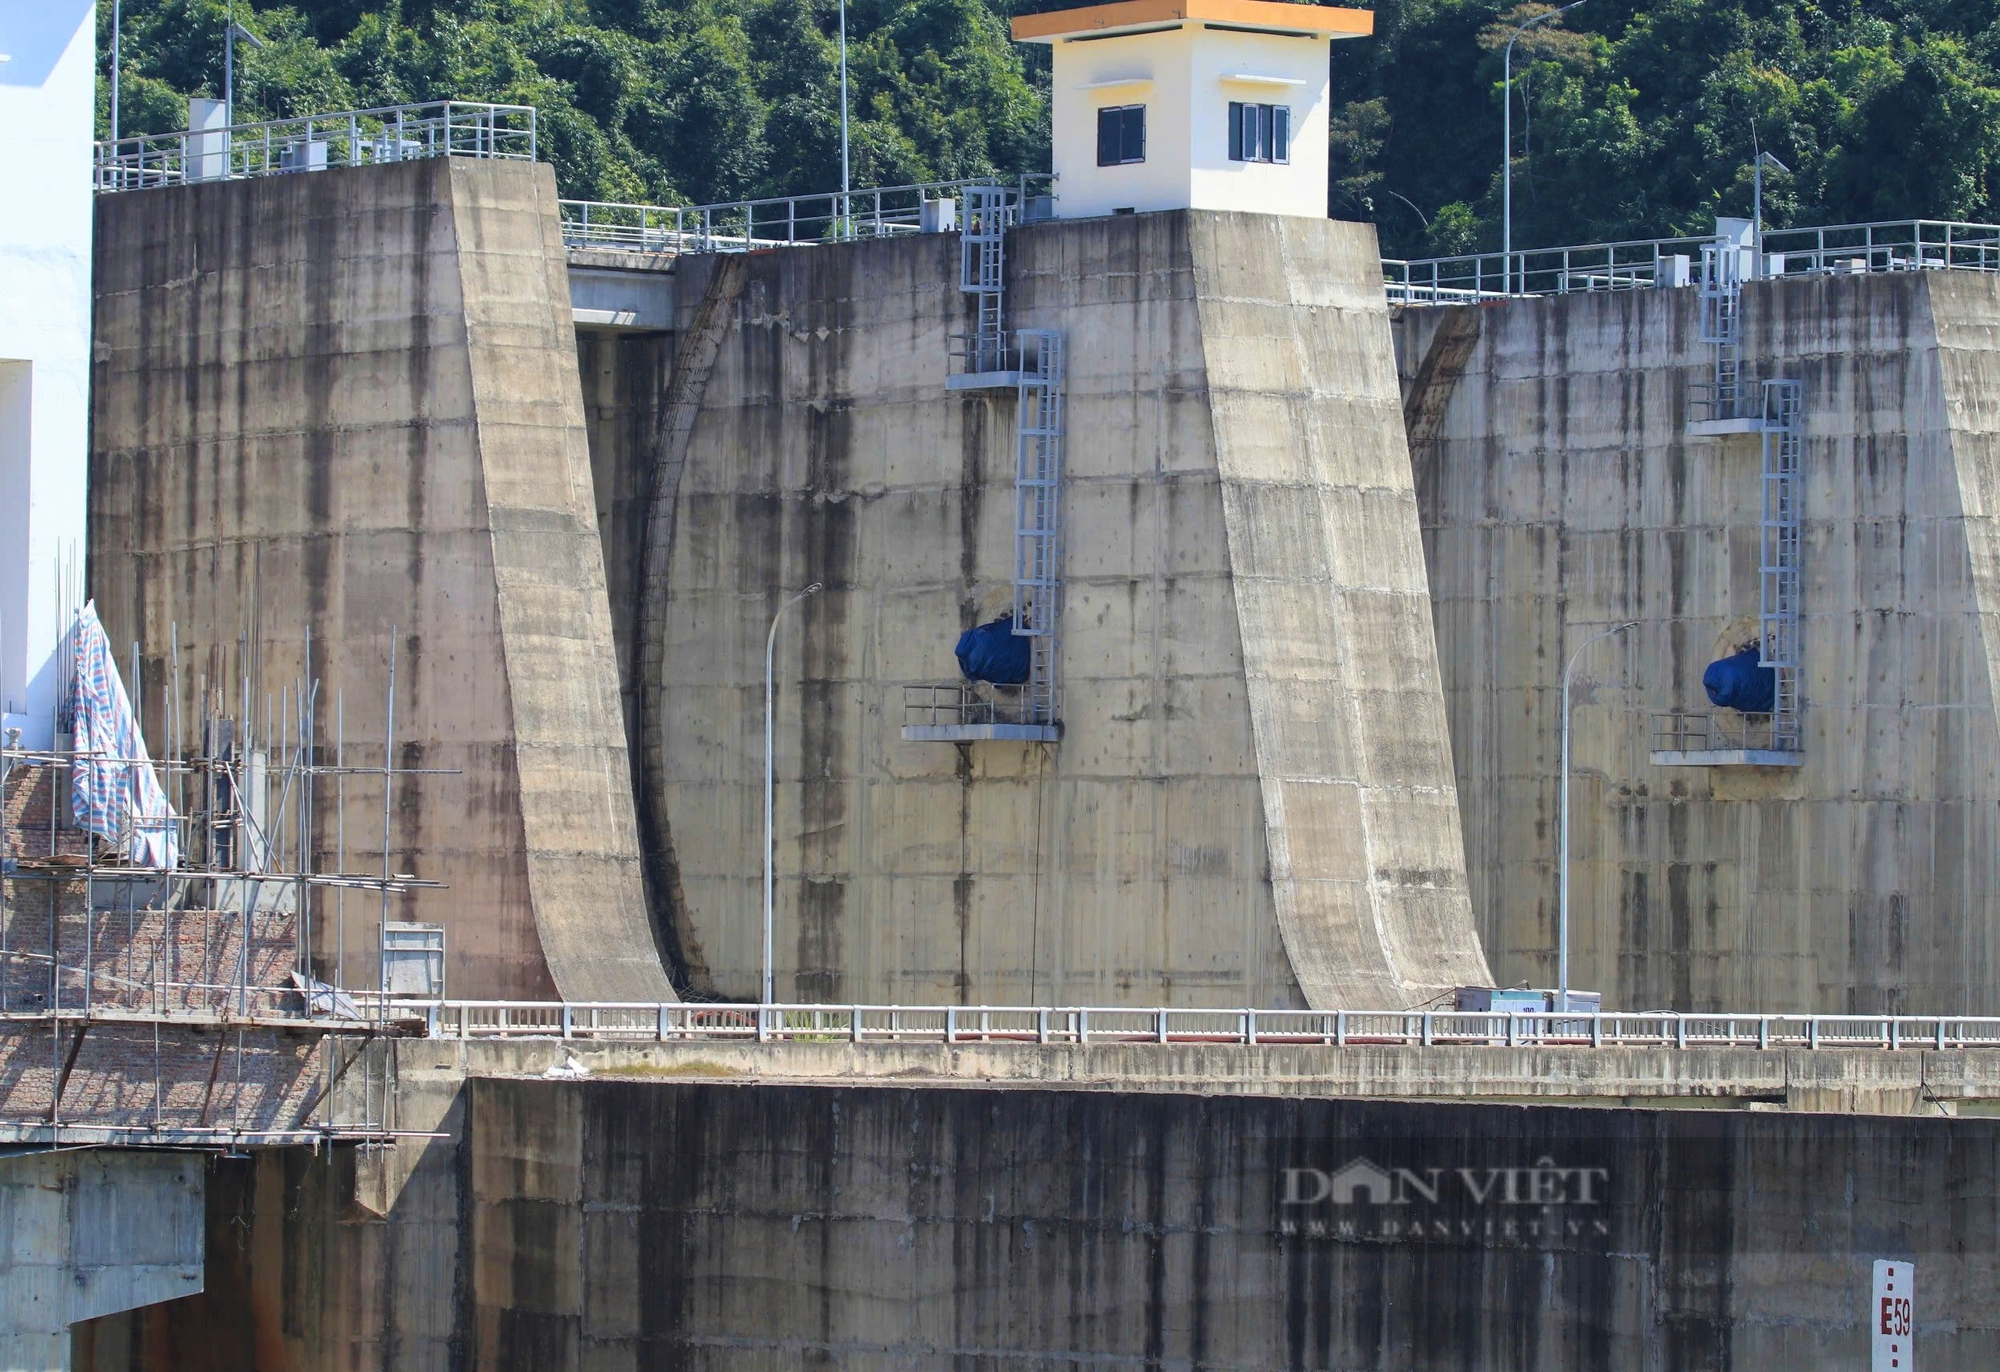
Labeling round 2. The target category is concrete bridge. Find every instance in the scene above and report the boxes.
[10,999,2000,1366]
[2,1020,1991,1369]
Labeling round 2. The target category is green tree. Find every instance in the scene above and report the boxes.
[89,0,2000,256]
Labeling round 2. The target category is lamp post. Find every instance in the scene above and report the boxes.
[1752,148,1789,280]
[764,581,823,1005]
[1502,0,1588,295]
[224,17,265,131]
[838,0,851,235]
[1558,619,1637,1010]
[111,0,121,142]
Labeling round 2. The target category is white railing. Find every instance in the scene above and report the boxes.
[1384,218,2000,303]
[93,101,537,191]
[421,1001,2000,1050]
[560,175,1056,255]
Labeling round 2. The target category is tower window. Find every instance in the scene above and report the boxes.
[1228,102,1290,164]
[1097,105,1146,166]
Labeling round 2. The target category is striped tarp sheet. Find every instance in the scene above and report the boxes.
[69,602,179,869]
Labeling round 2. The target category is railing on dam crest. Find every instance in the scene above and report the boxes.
[93,101,537,191]
[1384,218,2000,303]
[558,176,1058,254]
[426,1001,2000,1052]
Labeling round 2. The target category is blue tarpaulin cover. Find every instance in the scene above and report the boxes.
[1703,646,1776,713]
[955,615,1031,685]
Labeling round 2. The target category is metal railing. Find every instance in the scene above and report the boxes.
[1650,709,1789,754]
[560,175,1056,255]
[422,1001,2000,1051]
[94,101,537,191]
[901,681,1050,731]
[1385,233,1707,302]
[1385,218,2000,303]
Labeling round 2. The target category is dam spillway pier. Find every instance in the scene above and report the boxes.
[7,22,2000,1361]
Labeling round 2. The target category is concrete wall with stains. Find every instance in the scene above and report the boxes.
[629,209,1490,1009]
[74,1074,2000,1370]
[577,326,671,765]
[88,158,671,1003]
[1399,270,2000,1013]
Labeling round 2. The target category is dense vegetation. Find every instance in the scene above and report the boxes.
[97,0,2000,257]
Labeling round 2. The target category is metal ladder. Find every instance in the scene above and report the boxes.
[1698,236,1746,420]
[960,185,1010,375]
[1760,379,1804,750]
[1012,332,1065,727]
[1672,224,1807,759]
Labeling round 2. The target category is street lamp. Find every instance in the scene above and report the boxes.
[763,581,823,1005]
[1752,148,1789,279]
[224,17,265,130]
[1558,619,1637,1010]
[839,0,851,230]
[111,0,122,142]
[1502,0,1588,295]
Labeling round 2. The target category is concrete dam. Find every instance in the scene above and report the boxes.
[1399,268,2000,1014]
[11,56,2000,1372]
[85,152,2000,1023]
[88,155,1492,1014]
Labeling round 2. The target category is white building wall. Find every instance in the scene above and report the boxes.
[1049,23,1332,220]
[1189,29,1331,219]
[0,1,95,747]
[1050,27,1195,219]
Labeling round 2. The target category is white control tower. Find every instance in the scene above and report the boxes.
[1012,0,1372,221]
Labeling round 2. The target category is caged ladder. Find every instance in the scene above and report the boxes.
[1012,331,1065,728]
[1760,378,1805,750]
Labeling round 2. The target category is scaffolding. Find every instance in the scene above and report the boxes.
[1,620,444,1142]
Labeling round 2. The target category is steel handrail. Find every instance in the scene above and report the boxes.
[93,101,538,192]
[559,174,1056,253]
[1386,217,2000,303]
[418,1000,2000,1051]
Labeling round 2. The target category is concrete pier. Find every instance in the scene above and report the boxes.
[630,210,1490,1009]
[1401,270,2000,1014]
[88,159,671,1003]
[1,1149,204,1371]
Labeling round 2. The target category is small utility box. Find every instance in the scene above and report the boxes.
[382,921,446,999]
[920,196,957,233]
[278,138,329,173]
[1455,987,1547,1014]
[1455,987,1601,1014]
[1011,0,1373,220]
[186,97,230,183]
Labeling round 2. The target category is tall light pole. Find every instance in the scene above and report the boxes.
[1752,147,1789,280]
[764,581,823,1005]
[838,0,851,233]
[1502,0,1588,295]
[1558,619,1637,1010]
[110,0,121,142]
[224,16,265,131]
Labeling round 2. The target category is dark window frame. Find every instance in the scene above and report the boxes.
[1097,104,1147,166]
[1227,101,1291,165]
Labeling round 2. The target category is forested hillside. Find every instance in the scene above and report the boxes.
[97,0,2000,257]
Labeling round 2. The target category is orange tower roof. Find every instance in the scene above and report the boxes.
[1011,0,1373,43]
